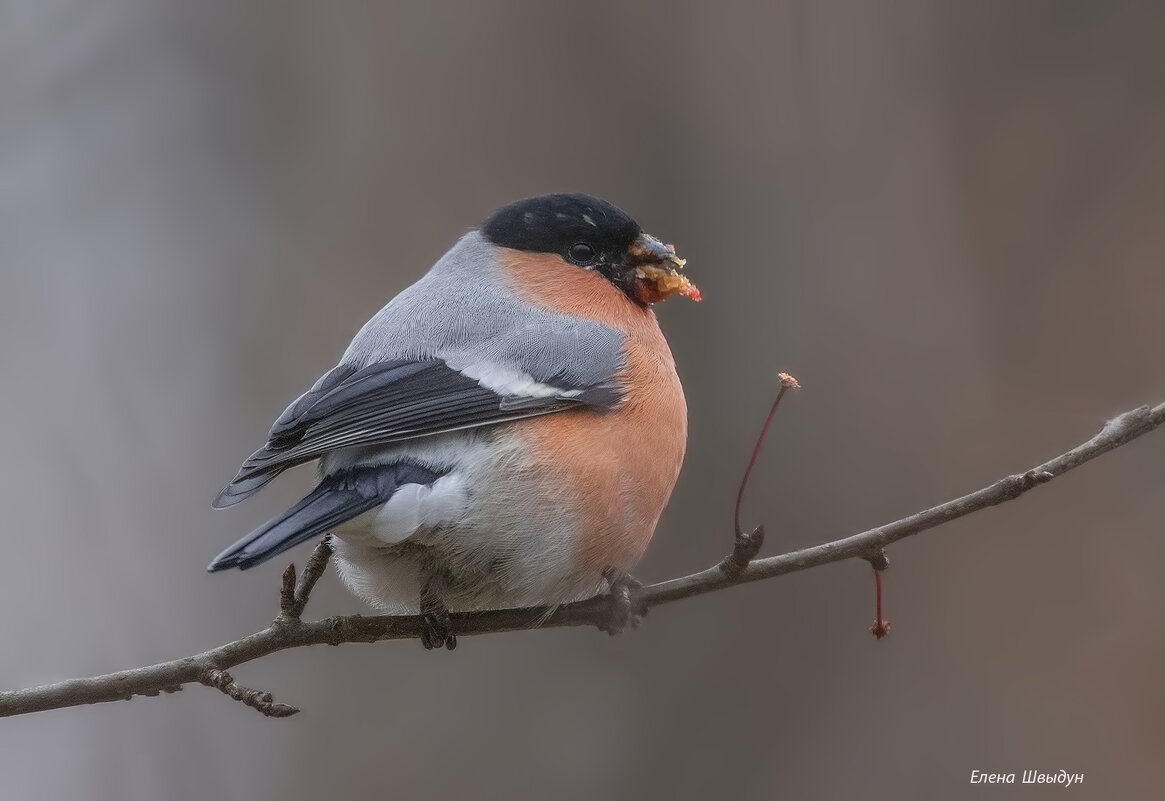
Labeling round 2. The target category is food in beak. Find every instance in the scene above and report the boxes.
[628,234,701,305]
[632,263,702,304]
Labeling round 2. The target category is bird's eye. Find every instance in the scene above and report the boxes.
[567,242,597,265]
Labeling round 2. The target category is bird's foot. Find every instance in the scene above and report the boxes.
[419,592,457,651]
[420,613,456,650]
[598,567,645,635]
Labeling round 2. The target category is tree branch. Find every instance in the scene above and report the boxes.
[1,402,1161,719]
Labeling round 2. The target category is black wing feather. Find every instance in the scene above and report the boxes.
[213,359,583,508]
[207,462,443,571]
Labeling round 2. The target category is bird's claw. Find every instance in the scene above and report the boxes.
[598,568,645,635]
[419,581,457,651]
[420,609,457,651]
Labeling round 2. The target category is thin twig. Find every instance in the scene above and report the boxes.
[0,401,1161,719]
[733,373,800,537]
[866,550,890,638]
[871,567,890,639]
[284,534,333,621]
[279,564,297,617]
[200,668,299,718]
[723,372,798,578]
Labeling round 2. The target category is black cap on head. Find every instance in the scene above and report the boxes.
[481,193,642,268]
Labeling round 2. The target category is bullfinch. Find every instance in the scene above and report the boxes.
[209,193,699,648]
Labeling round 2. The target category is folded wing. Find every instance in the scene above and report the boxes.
[214,356,617,508]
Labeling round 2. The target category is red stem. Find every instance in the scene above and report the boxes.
[734,384,792,536]
[871,567,890,639]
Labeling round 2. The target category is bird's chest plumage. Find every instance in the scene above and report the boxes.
[514,323,686,578]
[486,248,688,593]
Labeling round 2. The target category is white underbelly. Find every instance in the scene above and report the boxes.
[321,428,601,612]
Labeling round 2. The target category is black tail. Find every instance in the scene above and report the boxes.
[207,462,441,571]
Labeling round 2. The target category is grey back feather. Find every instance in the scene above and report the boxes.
[341,232,625,402]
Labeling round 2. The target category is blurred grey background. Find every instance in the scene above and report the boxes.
[1,1,1162,799]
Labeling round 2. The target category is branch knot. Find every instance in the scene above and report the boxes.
[999,469,1055,501]
[720,525,765,578]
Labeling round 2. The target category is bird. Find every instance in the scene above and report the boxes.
[209,193,699,648]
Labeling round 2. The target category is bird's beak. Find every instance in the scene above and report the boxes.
[629,233,688,269]
[625,233,701,304]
